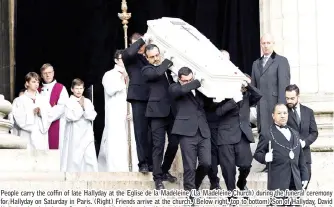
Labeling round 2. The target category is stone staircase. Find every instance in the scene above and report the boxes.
[0,94,332,196]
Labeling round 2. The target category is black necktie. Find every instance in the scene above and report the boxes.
[293,107,301,126]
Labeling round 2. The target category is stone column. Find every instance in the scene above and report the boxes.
[259,0,334,98]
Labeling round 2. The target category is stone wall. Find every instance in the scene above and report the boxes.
[260,0,334,96]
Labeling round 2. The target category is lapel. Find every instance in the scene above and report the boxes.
[288,108,298,127]
[260,51,276,77]
[300,104,306,130]
[187,91,199,107]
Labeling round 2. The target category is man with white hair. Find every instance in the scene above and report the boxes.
[251,33,291,135]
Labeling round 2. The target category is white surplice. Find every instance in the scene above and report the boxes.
[40,80,69,150]
[12,91,51,150]
[98,65,130,172]
[8,97,22,136]
[61,95,98,172]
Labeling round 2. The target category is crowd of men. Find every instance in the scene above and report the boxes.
[8,31,318,193]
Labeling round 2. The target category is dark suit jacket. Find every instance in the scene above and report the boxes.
[141,59,175,118]
[251,51,290,133]
[203,96,220,129]
[122,38,149,102]
[169,80,210,138]
[254,125,309,190]
[287,104,318,164]
[215,84,262,145]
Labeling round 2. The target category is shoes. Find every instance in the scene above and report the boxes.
[139,164,149,173]
[162,172,177,183]
[210,183,222,190]
[155,180,165,190]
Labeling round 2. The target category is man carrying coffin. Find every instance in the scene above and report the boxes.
[122,33,153,172]
[141,44,179,190]
[169,67,211,191]
[285,84,318,189]
[39,63,69,150]
[254,103,309,190]
[214,79,262,191]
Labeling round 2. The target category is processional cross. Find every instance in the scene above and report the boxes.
[118,0,132,172]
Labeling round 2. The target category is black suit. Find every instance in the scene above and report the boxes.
[287,104,318,188]
[216,84,262,190]
[141,59,179,181]
[254,125,309,190]
[169,80,211,190]
[203,96,220,188]
[122,38,152,168]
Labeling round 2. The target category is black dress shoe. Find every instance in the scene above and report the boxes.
[155,180,165,190]
[162,172,177,183]
[209,184,222,190]
[139,164,149,173]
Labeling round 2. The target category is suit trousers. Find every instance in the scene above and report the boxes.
[306,163,311,189]
[179,130,211,190]
[218,133,252,191]
[207,127,220,185]
[151,114,179,180]
[131,101,152,167]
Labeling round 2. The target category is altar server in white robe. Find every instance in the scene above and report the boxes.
[62,78,98,172]
[8,89,25,136]
[13,72,51,149]
[98,50,130,172]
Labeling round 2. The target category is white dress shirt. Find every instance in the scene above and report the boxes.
[275,125,291,141]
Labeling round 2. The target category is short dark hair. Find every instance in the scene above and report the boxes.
[130,32,142,42]
[144,44,159,56]
[71,78,84,88]
[285,84,300,95]
[272,103,287,113]
[178,67,193,78]
[114,49,123,60]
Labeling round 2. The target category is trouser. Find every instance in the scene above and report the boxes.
[179,130,211,190]
[306,163,311,189]
[131,101,152,167]
[218,134,252,191]
[207,127,220,186]
[151,114,179,180]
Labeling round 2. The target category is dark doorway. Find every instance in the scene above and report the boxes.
[15,0,260,153]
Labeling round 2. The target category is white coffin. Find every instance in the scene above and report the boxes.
[146,17,246,100]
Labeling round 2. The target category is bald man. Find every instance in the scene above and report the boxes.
[251,33,290,135]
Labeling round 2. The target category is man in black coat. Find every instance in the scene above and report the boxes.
[254,104,309,190]
[251,33,291,134]
[215,80,262,191]
[141,44,179,189]
[285,84,318,189]
[169,67,211,191]
[122,33,152,172]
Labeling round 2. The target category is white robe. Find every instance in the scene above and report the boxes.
[61,95,98,172]
[12,91,51,150]
[98,66,130,172]
[40,80,69,150]
[8,97,22,136]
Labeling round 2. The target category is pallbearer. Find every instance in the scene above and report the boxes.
[141,44,179,189]
[214,78,262,191]
[13,72,51,149]
[62,78,98,172]
[254,103,309,190]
